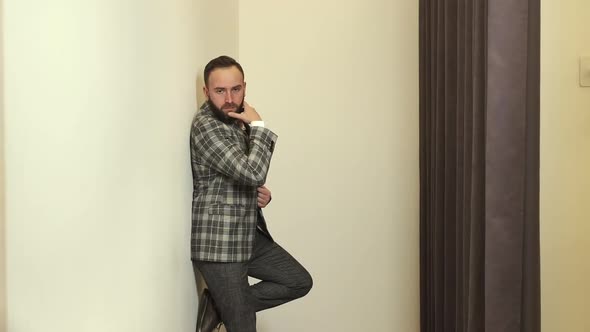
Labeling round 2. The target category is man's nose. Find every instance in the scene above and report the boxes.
[225,91,233,103]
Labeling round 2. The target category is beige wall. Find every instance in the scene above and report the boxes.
[239,1,420,331]
[195,0,239,106]
[0,0,6,329]
[541,0,590,331]
[3,0,201,331]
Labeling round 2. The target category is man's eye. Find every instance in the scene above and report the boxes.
[232,87,241,92]
[215,89,225,94]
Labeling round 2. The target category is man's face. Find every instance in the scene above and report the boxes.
[204,66,246,119]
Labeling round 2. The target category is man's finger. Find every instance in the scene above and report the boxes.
[227,112,243,120]
[257,186,270,194]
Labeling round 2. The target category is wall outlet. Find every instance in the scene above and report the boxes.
[581,56,590,87]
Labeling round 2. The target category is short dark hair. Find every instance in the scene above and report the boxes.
[204,55,244,87]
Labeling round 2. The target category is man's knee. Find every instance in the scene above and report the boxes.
[291,270,313,299]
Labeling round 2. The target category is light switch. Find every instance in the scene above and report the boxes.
[580,56,590,87]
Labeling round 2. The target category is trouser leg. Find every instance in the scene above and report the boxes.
[246,230,313,312]
[194,260,255,332]
[193,230,313,332]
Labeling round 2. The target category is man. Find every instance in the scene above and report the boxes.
[190,55,312,332]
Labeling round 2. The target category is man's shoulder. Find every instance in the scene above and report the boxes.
[191,108,233,140]
[192,107,219,128]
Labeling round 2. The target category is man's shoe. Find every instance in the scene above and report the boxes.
[196,288,222,332]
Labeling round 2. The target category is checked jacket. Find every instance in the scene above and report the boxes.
[190,102,278,262]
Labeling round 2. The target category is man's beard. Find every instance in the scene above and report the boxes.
[208,100,244,125]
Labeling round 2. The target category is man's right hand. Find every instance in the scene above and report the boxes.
[228,101,262,124]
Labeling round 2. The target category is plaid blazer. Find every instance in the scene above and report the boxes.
[190,102,278,262]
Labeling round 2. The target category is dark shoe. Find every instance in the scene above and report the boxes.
[196,288,222,332]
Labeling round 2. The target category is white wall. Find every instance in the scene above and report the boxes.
[2,0,420,331]
[541,0,590,331]
[3,0,200,331]
[239,1,420,331]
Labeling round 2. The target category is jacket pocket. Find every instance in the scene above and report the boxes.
[208,204,246,217]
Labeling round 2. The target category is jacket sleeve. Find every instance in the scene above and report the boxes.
[192,118,278,187]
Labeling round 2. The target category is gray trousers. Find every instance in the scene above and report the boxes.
[193,230,313,332]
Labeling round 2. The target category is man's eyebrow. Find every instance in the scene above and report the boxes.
[213,85,242,90]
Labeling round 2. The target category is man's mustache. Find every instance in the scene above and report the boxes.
[222,103,239,109]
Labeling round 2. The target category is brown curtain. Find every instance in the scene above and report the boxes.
[419,0,540,331]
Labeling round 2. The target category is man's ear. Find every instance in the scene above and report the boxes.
[203,86,209,99]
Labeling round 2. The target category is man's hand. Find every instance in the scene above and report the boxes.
[228,101,262,124]
[257,185,272,208]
